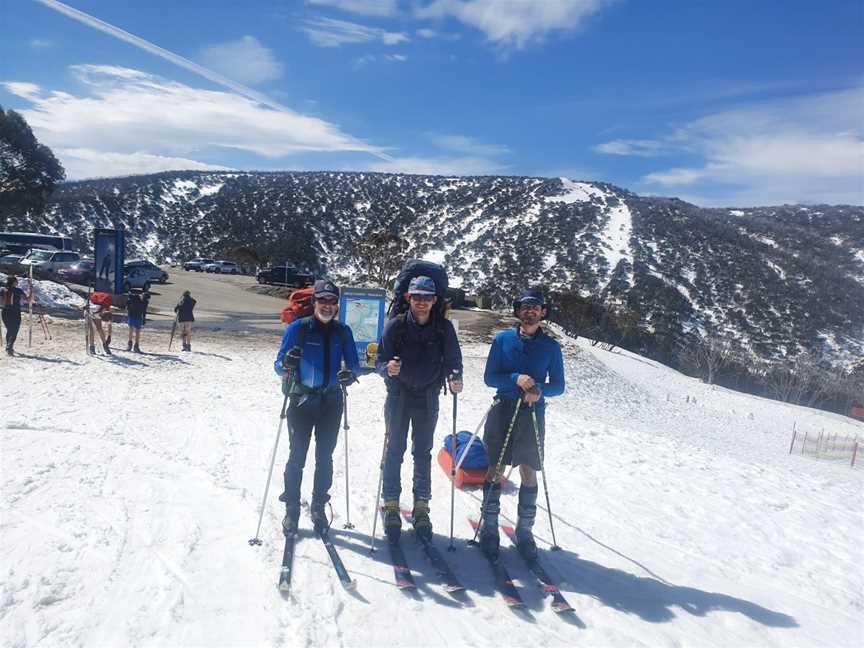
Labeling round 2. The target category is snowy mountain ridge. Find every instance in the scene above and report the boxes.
[6,170,863,365]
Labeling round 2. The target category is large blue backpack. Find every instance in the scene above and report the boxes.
[443,431,489,470]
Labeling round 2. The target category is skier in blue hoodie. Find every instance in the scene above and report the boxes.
[274,280,360,535]
[479,289,565,561]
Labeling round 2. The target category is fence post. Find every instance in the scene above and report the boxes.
[817,429,824,455]
[788,428,797,454]
[801,431,808,455]
[852,441,858,468]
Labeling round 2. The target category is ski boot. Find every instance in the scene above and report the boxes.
[89,344,96,355]
[515,485,539,561]
[6,347,14,357]
[310,500,329,535]
[383,499,401,544]
[411,500,433,542]
[479,481,502,560]
[127,340,133,352]
[102,341,112,355]
[282,505,300,536]
[133,343,142,354]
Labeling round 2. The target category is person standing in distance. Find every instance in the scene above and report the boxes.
[174,290,196,351]
[376,275,463,543]
[273,280,360,535]
[479,289,565,561]
[0,275,35,356]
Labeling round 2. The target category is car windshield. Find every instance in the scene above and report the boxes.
[79,260,95,269]
[27,250,53,261]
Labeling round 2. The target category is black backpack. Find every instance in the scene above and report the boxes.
[387,259,449,321]
[386,260,452,384]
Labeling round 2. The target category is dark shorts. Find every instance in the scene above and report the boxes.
[128,315,144,329]
[483,399,545,472]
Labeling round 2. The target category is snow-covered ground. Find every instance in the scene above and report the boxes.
[1,319,862,647]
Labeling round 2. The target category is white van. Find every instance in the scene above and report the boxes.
[19,250,81,274]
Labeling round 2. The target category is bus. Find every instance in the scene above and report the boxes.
[0,232,76,255]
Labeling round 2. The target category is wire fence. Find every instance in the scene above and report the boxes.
[788,423,860,468]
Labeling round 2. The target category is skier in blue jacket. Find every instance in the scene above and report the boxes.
[274,280,360,535]
[479,289,565,560]
[375,275,463,543]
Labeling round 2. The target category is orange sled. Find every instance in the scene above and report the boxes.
[437,447,505,489]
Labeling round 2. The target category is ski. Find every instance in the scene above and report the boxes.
[400,509,465,593]
[278,532,297,593]
[317,529,357,591]
[501,525,573,613]
[379,507,416,590]
[468,518,524,608]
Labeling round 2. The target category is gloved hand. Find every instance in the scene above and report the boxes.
[282,346,302,372]
[337,368,357,387]
[523,383,542,404]
[448,370,463,394]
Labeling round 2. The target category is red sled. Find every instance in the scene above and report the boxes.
[437,447,504,489]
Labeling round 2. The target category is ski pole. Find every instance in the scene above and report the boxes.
[453,402,495,473]
[448,370,460,551]
[249,347,301,546]
[531,407,561,551]
[370,357,398,553]
[168,312,179,350]
[470,398,521,544]
[27,264,34,348]
[341,382,354,529]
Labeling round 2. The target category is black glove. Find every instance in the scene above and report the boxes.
[282,346,302,372]
[337,368,357,387]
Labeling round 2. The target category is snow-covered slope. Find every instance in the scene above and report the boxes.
[1,322,861,647]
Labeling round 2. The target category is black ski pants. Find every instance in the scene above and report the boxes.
[382,388,439,503]
[280,391,343,508]
[2,309,21,352]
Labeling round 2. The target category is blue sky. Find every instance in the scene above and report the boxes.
[2,0,862,206]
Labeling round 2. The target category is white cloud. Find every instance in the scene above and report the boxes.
[367,155,507,175]
[307,0,399,16]
[593,139,673,157]
[353,53,407,67]
[302,16,409,47]
[416,0,611,48]
[601,87,864,205]
[29,38,55,49]
[429,133,510,157]
[57,148,232,180]
[198,36,283,85]
[2,65,382,179]
[417,28,438,38]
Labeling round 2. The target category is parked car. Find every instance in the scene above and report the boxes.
[0,253,24,272]
[124,259,168,283]
[183,258,215,271]
[57,258,96,285]
[256,265,315,287]
[122,266,152,292]
[203,260,239,274]
[19,249,81,274]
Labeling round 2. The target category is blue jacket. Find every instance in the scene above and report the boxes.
[376,311,462,394]
[484,327,565,412]
[274,317,360,392]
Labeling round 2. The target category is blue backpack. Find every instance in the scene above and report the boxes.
[443,431,489,470]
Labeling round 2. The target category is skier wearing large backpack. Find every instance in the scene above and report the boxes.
[273,280,360,535]
[478,289,565,561]
[376,274,463,543]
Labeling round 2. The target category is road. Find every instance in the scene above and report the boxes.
[144,266,510,340]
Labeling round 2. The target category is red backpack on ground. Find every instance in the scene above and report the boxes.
[90,292,113,308]
[280,287,315,325]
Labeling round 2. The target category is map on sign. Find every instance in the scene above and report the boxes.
[344,297,381,342]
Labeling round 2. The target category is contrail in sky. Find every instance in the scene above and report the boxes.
[33,0,392,161]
